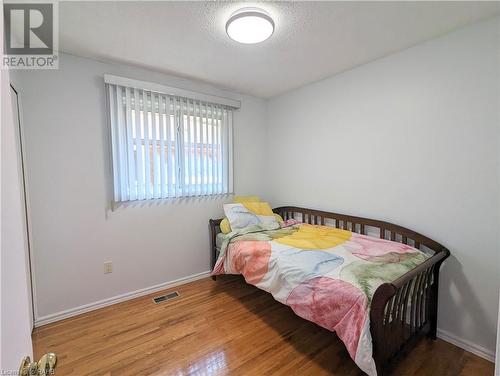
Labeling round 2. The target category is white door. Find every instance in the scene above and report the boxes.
[9,84,35,328]
[495,291,499,375]
[0,80,34,372]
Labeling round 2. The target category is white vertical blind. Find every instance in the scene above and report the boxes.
[106,82,234,202]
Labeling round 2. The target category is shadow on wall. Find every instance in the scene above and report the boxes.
[109,195,232,211]
[439,255,496,346]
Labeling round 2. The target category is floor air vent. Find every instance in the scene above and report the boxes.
[153,291,179,304]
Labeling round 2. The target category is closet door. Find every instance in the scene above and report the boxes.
[0,82,34,371]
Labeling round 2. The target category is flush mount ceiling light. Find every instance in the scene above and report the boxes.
[226,8,274,44]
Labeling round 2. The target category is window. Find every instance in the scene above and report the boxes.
[106,77,234,202]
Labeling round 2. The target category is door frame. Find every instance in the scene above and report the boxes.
[10,83,37,329]
[495,291,499,375]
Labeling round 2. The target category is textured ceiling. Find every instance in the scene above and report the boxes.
[58,1,500,98]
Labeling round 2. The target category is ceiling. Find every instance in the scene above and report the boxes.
[58,1,500,98]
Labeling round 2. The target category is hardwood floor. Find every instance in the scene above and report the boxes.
[33,276,494,376]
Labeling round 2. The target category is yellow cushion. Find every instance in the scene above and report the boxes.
[241,202,274,216]
[220,218,231,234]
[274,213,284,223]
[234,195,260,203]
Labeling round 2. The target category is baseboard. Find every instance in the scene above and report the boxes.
[34,270,211,327]
[437,328,496,363]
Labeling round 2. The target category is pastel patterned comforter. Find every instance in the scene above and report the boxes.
[212,223,429,375]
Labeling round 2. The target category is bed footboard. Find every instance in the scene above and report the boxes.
[370,251,448,374]
[210,206,450,374]
[272,206,450,374]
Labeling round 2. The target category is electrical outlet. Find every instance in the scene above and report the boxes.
[104,261,112,274]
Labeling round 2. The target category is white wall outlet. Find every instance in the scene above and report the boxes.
[104,261,112,274]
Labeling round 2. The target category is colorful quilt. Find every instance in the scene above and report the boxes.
[212,222,429,376]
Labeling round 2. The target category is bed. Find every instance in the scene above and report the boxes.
[209,206,449,375]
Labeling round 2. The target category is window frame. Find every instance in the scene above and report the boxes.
[105,75,237,203]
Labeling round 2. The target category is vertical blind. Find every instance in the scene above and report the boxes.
[106,81,234,202]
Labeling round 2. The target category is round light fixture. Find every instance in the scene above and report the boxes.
[226,8,274,44]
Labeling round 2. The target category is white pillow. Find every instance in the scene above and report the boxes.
[223,203,279,231]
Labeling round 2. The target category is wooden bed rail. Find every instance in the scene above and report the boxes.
[273,206,448,253]
[210,206,450,375]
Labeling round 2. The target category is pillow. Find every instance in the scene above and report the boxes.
[220,213,283,234]
[240,202,274,216]
[224,202,279,231]
[219,196,263,234]
[234,195,260,203]
[220,218,231,234]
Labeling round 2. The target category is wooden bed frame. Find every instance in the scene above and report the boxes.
[209,206,450,375]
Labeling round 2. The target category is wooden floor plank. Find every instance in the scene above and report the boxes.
[33,276,494,376]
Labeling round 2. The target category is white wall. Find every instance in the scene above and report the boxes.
[10,53,267,321]
[1,71,33,369]
[266,18,500,358]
